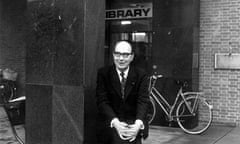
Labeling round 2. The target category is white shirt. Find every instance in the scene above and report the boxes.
[116,67,129,82]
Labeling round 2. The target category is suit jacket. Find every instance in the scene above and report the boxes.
[96,64,150,140]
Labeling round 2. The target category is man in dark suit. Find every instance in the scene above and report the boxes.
[96,41,150,144]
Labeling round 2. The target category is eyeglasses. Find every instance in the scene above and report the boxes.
[113,52,132,58]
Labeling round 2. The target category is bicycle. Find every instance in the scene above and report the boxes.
[0,79,17,104]
[0,79,25,144]
[146,74,213,135]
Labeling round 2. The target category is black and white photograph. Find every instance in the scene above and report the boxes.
[0,0,239,144]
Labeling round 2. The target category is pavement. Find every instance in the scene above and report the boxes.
[0,106,25,144]
[143,125,239,144]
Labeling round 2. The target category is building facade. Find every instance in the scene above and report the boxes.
[0,0,240,143]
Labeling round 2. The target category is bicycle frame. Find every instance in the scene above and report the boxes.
[149,75,202,121]
[148,75,213,134]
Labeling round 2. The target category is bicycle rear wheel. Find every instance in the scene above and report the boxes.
[176,96,213,134]
[147,96,156,124]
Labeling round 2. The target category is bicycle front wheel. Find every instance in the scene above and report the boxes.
[147,96,156,124]
[176,96,213,134]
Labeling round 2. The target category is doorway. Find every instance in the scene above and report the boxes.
[105,0,199,126]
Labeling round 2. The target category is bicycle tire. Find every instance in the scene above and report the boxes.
[147,96,156,124]
[176,95,213,134]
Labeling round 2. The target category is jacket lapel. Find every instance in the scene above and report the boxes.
[109,66,122,97]
[124,67,136,99]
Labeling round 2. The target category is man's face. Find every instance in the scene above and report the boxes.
[113,41,134,71]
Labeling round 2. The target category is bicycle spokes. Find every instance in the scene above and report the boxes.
[176,96,212,134]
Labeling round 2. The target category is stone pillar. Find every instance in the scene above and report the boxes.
[25,0,105,144]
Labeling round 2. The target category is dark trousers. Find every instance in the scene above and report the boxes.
[97,128,142,144]
[111,128,142,144]
[96,119,145,144]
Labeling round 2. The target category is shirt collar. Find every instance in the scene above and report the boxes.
[116,67,129,78]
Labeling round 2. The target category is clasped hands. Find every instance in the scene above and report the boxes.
[112,119,142,142]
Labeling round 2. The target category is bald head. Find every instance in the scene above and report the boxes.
[114,41,132,53]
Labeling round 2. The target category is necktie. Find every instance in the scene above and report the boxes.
[120,72,126,98]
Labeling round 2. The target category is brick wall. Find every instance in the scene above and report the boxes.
[0,0,27,96]
[200,0,240,126]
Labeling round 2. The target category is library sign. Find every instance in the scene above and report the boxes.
[106,7,152,20]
